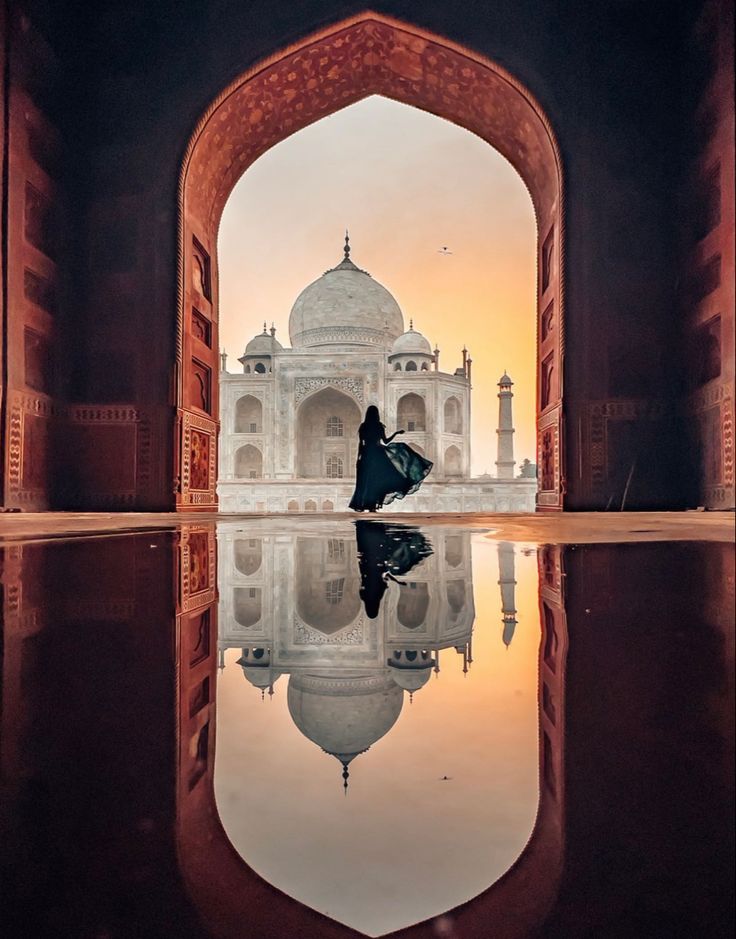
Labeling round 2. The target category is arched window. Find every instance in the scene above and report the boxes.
[244,364,251,373]
[398,582,430,629]
[394,362,402,371]
[235,444,262,478]
[254,362,266,374]
[305,499,317,512]
[397,393,426,432]
[405,360,417,371]
[445,534,463,568]
[326,456,343,479]
[444,396,462,434]
[322,499,334,512]
[287,499,299,512]
[234,587,262,628]
[235,395,262,433]
[421,362,429,370]
[234,538,262,575]
[445,445,462,477]
[326,415,343,437]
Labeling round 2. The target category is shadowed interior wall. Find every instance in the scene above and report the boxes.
[0,0,733,510]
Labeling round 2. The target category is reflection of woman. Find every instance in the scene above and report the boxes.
[355,521,433,618]
[349,405,433,512]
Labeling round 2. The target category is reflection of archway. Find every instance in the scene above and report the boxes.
[235,395,262,433]
[444,396,462,434]
[445,535,463,568]
[295,537,361,634]
[234,444,262,478]
[445,445,462,477]
[234,587,262,627]
[234,538,261,576]
[177,535,570,939]
[296,388,361,479]
[397,582,430,629]
[178,12,565,511]
[397,392,426,432]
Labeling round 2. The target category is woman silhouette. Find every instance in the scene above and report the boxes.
[349,405,433,512]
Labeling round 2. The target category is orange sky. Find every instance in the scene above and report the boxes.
[219,96,537,476]
[214,533,540,936]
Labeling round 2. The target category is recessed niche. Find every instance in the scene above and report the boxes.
[24,267,57,315]
[24,327,53,394]
[192,237,211,300]
[192,308,212,347]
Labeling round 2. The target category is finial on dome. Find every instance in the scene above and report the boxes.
[344,229,350,261]
[342,761,350,794]
[270,323,276,338]
[263,322,267,334]
[409,318,414,330]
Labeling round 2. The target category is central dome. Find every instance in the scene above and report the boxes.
[288,235,404,350]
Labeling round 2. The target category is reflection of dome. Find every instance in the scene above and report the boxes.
[244,326,283,356]
[240,665,283,690]
[287,672,403,767]
[389,668,432,693]
[288,235,404,350]
[391,324,432,357]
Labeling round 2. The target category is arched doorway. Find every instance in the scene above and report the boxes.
[234,444,262,479]
[234,395,262,434]
[296,387,361,479]
[178,13,563,510]
[397,392,426,432]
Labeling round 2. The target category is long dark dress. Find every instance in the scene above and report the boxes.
[349,421,433,511]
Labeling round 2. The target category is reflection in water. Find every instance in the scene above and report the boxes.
[355,520,434,618]
[215,524,539,935]
[1,531,732,939]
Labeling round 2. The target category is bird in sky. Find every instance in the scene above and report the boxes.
[437,246,453,255]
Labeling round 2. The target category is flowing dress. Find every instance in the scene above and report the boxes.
[349,421,433,511]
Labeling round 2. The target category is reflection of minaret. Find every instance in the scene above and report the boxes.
[495,372,515,479]
[498,541,518,647]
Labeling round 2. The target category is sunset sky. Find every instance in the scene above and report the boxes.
[215,533,540,936]
[219,95,537,476]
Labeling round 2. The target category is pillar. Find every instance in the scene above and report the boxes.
[498,541,518,646]
[495,372,515,479]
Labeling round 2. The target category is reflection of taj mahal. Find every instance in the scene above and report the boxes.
[217,525,518,784]
[218,236,537,512]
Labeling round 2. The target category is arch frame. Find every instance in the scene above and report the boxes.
[177,10,566,510]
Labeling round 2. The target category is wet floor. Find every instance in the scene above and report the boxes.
[0,521,733,939]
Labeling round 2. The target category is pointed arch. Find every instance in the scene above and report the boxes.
[177,11,565,510]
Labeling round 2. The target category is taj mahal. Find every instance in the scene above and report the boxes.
[218,235,537,513]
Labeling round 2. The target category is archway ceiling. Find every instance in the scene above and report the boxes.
[185,16,559,232]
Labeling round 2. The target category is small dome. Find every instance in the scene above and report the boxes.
[244,326,283,356]
[391,322,432,357]
[389,668,432,693]
[240,666,282,690]
[499,371,513,387]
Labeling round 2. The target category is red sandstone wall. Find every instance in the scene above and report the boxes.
[681,0,735,510]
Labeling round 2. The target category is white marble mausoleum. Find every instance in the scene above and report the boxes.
[218,236,537,512]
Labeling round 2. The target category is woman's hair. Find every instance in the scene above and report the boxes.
[364,405,381,425]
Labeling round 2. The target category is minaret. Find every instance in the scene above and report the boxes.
[220,348,227,372]
[495,372,515,478]
[498,541,518,647]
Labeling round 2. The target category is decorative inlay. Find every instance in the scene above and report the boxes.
[293,614,364,644]
[294,377,364,404]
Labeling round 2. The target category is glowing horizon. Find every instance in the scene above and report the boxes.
[219,96,537,476]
